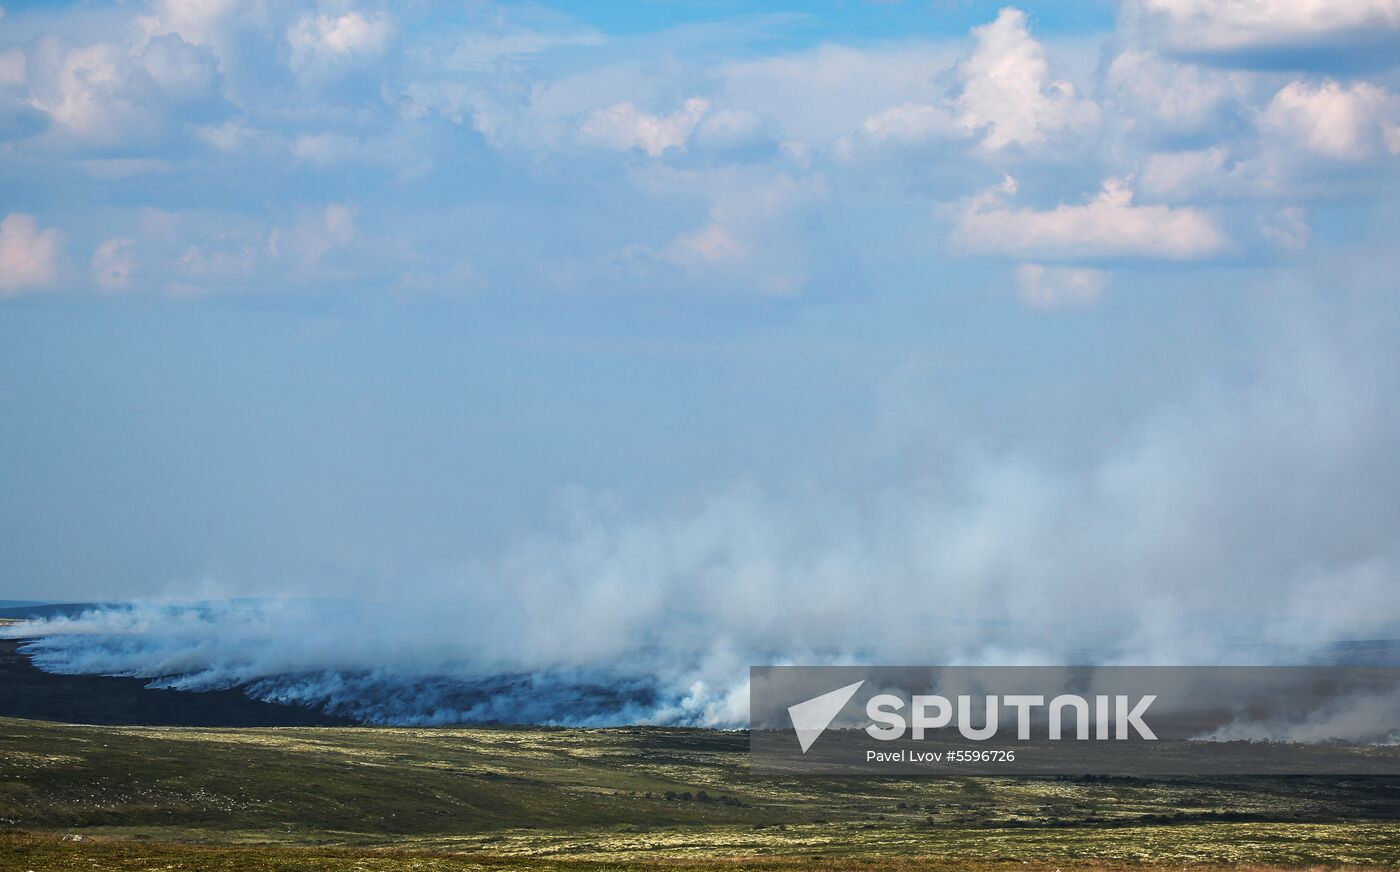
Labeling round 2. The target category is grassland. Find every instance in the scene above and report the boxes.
[3,716,1399,869]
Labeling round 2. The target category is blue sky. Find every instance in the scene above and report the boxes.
[2,0,1400,672]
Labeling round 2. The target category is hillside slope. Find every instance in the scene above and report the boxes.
[2,716,1399,867]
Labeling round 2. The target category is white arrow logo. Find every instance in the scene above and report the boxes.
[787,680,865,753]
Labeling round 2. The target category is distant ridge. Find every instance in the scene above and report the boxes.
[0,602,110,621]
[0,638,355,727]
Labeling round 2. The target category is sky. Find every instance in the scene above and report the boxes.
[3,1,1400,707]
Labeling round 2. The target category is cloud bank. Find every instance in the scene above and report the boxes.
[0,0,1396,303]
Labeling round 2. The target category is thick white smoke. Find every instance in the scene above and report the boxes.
[5,299,1400,725]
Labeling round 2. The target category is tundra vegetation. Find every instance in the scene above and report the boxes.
[2,716,1399,870]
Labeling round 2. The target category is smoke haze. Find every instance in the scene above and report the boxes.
[8,297,1400,725]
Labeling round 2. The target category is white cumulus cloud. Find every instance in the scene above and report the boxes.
[1261,79,1400,162]
[139,0,246,49]
[1103,50,1251,138]
[1128,0,1400,54]
[0,212,63,296]
[842,102,963,154]
[22,33,223,149]
[955,176,1230,261]
[287,9,393,75]
[581,97,710,157]
[955,7,1099,151]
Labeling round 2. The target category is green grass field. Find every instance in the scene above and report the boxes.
[3,716,1400,869]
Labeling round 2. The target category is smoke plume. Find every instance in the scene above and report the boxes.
[6,296,1400,726]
